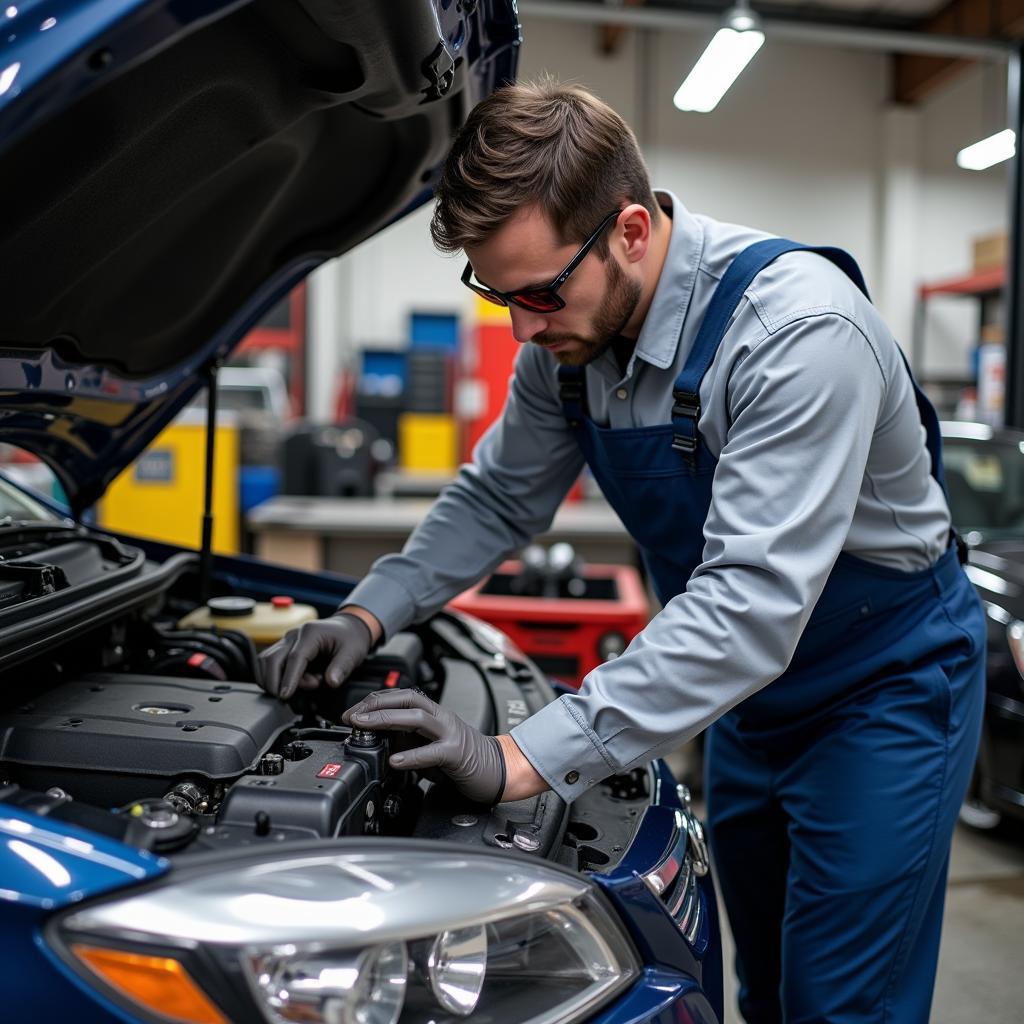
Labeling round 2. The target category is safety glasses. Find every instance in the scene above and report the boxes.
[461,209,621,313]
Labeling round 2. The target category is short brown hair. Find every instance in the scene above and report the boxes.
[430,79,657,258]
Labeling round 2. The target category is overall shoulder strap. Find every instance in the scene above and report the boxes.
[671,239,871,464]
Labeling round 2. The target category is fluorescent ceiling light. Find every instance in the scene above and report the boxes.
[956,129,1016,171]
[674,4,764,114]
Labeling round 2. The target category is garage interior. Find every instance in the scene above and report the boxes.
[3,0,1023,1021]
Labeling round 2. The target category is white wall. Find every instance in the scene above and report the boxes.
[646,32,887,293]
[306,15,1011,418]
[917,63,1011,377]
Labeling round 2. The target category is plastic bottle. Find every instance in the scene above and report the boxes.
[177,595,318,646]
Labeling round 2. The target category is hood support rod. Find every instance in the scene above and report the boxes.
[198,362,219,605]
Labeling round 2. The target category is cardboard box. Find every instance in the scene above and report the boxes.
[973,231,1008,272]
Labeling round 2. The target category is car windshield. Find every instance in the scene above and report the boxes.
[0,475,60,523]
[943,436,1024,539]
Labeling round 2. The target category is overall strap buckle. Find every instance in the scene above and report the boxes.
[672,391,701,421]
[560,379,585,402]
[558,374,586,429]
[671,389,701,466]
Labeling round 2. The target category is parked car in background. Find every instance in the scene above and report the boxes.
[941,421,1024,830]
[190,366,294,424]
[0,2,722,1022]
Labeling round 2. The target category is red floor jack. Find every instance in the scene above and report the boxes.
[450,543,650,688]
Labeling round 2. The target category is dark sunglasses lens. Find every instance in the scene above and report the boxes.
[511,291,562,313]
[472,285,508,308]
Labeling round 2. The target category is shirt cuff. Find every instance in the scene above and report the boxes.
[342,572,417,642]
[510,695,620,802]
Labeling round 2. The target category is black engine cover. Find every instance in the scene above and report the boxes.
[216,737,378,840]
[0,672,297,805]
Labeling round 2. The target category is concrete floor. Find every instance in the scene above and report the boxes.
[711,821,1024,1023]
[932,820,1024,1023]
[665,750,1024,1022]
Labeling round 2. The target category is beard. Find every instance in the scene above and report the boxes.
[534,257,642,367]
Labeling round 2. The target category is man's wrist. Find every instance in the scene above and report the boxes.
[496,734,549,802]
[338,604,384,646]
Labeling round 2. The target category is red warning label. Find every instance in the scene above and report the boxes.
[317,763,342,779]
[385,670,400,688]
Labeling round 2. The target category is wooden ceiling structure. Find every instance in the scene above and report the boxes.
[893,0,1024,103]
[521,0,1024,427]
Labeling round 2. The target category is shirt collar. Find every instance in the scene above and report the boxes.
[632,190,705,371]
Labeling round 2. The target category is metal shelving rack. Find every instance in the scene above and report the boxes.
[912,266,1007,416]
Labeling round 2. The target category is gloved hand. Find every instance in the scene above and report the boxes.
[258,612,373,700]
[342,688,506,805]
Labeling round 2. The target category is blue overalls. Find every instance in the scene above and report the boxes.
[558,240,986,1023]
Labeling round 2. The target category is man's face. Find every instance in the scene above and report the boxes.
[465,205,642,366]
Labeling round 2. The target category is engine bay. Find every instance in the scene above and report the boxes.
[0,523,651,871]
[0,632,441,855]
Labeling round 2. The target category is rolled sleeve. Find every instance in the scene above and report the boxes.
[512,312,886,792]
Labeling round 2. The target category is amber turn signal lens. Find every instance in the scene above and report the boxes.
[71,944,227,1024]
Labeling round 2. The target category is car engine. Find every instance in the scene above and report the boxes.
[0,524,649,871]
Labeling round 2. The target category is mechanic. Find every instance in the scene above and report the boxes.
[259,81,985,1022]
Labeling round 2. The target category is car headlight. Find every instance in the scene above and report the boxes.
[249,941,409,1024]
[50,844,639,1024]
[426,925,487,1016]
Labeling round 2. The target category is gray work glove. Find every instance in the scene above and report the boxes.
[342,688,506,805]
[258,612,372,700]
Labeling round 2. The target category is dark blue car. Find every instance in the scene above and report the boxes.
[0,2,722,1022]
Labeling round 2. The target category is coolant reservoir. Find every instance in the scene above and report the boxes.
[177,595,318,647]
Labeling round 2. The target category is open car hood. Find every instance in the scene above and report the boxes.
[0,0,519,513]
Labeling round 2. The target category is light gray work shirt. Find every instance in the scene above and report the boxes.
[345,190,951,802]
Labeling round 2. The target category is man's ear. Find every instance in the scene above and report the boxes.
[617,204,652,265]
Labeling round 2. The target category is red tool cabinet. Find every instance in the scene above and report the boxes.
[450,561,649,688]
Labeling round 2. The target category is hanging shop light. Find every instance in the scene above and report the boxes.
[957,63,1015,171]
[956,129,1016,171]
[674,1,764,114]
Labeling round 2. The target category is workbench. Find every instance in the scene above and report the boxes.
[247,495,637,577]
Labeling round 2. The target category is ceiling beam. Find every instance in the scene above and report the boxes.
[893,54,972,103]
[892,0,1024,104]
[599,0,647,56]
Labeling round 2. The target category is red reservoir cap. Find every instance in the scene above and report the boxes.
[271,595,294,609]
